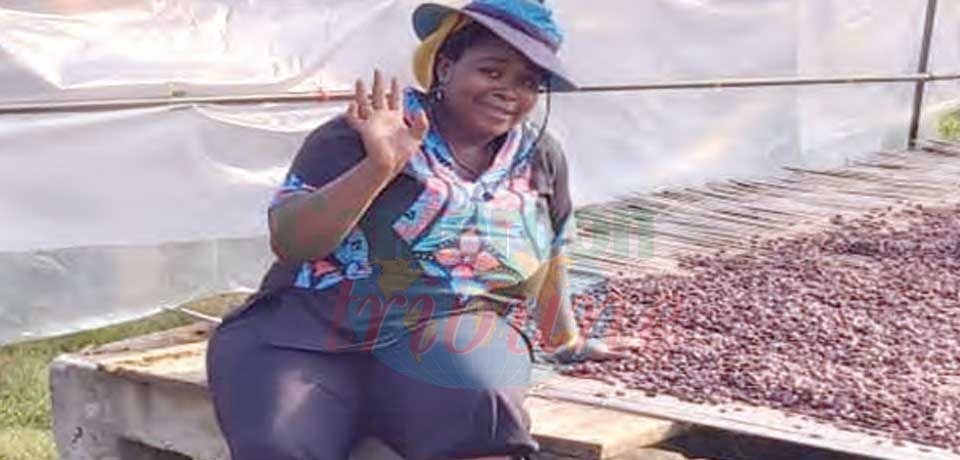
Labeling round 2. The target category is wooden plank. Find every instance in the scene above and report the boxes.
[526,395,684,459]
[608,449,690,460]
[96,341,209,386]
[85,334,685,460]
[557,148,960,460]
[572,147,960,274]
[531,375,960,460]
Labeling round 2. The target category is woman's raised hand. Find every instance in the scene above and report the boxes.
[345,70,430,179]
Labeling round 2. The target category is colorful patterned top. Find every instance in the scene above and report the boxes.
[232,89,575,352]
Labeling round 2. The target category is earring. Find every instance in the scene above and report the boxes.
[430,85,445,103]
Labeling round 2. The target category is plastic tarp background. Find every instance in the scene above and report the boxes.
[0,0,956,344]
[922,0,960,138]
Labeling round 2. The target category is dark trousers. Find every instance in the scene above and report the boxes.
[206,307,538,460]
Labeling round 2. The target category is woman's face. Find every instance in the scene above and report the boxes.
[436,36,545,140]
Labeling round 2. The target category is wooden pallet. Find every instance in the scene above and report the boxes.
[530,376,959,460]
[571,141,960,278]
[559,141,960,459]
[77,322,685,460]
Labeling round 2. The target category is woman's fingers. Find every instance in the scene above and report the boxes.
[606,336,647,350]
[357,71,402,116]
[388,77,401,111]
[353,71,412,134]
[344,101,361,130]
[593,337,640,359]
[371,69,386,111]
[599,348,632,360]
[547,337,634,363]
[355,78,371,120]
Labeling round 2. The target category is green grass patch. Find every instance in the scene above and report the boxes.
[0,294,243,459]
[0,427,56,460]
[938,108,960,142]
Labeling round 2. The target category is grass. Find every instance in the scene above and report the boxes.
[0,294,244,460]
[938,108,960,142]
[0,429,54,460]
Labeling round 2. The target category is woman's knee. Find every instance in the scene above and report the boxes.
[208,339,364,460]
[206,315,263,381]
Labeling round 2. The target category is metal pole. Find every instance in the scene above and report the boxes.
[575,73,931,93]
[0,91,356,115]
[930,72,960,81]
[3,73,960,115]
[908,0,940,147]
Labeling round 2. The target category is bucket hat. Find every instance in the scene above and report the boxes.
[413,0,577,92]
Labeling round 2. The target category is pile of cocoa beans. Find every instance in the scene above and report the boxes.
[564,203,960,450]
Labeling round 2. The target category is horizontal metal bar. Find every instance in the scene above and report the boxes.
[928,72,960,81]
[576,73,935,93]
[0,91,356,115]
[1,72,960,115]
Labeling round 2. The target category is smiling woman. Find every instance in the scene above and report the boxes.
[430,31,546,176]
[204,1,628,459]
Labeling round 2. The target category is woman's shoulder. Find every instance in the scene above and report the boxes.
[295,115,365,162]
[530,130,569,181]
[302,115,363,153]
[288,115,365,183]
[527,129,573,226]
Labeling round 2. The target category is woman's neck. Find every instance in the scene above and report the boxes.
[431,103,498,177]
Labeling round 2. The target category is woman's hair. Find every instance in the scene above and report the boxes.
[437,21,499,62]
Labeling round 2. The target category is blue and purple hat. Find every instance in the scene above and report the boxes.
[413,0,578,92]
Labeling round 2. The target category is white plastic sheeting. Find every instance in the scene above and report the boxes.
[921,0,960,138]
[1,0,957,343]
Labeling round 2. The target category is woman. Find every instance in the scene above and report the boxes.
[207,1,626,459]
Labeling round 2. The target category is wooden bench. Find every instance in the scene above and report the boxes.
[49,322,685,460]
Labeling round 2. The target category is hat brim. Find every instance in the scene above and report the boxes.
[412,3,578,93]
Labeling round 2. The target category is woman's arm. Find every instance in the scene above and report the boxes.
[532,137,628,361]
[534,253,630,361]
[533,252,580,351]
[269,158,392,261]
[269,71,429,261]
